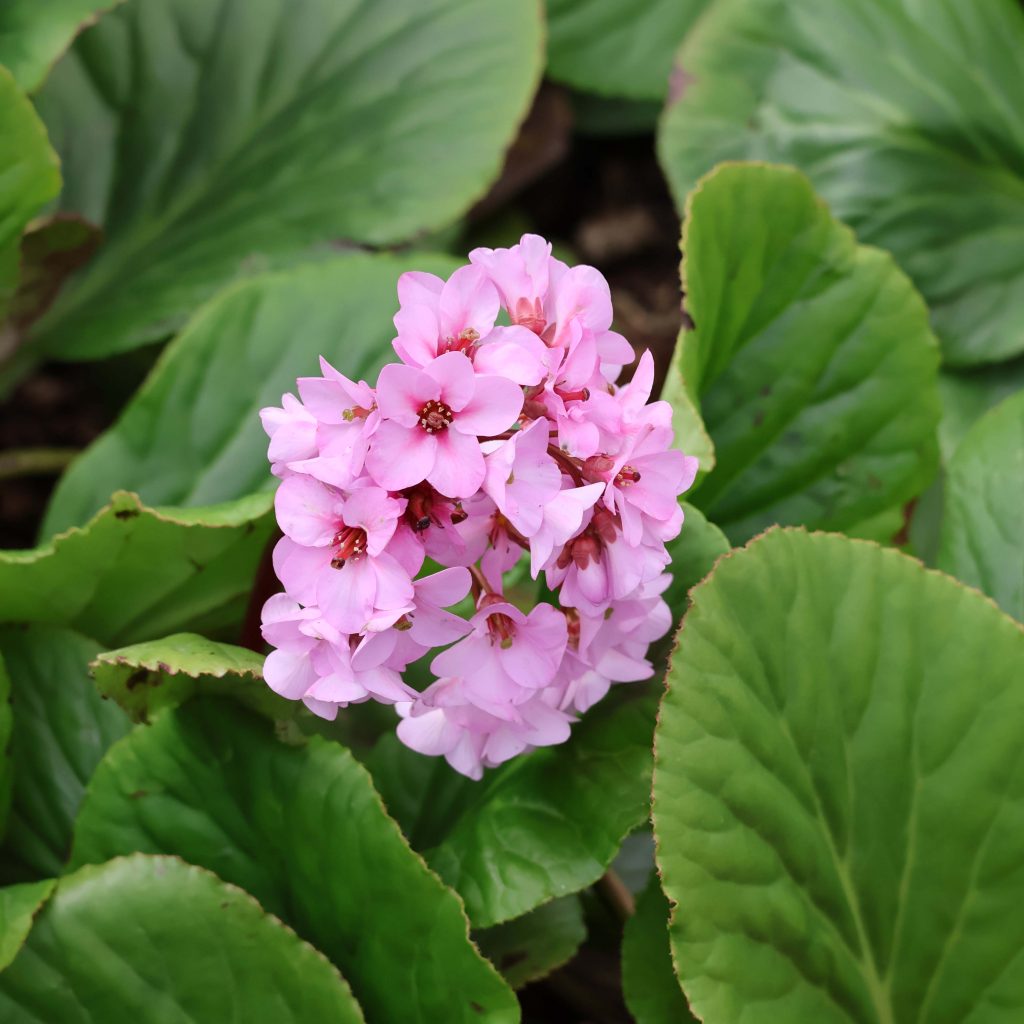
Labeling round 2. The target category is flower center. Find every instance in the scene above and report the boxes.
[614,464,641,488]
[511,297,547,335]
[419,399,454,434]
[441,327,479,357]
[330,525,367,568]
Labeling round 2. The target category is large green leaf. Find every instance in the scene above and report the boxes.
[43,253,459,534]
[0,879,54,971]
[546,0,709,101]
[621,875,698,1024]
[70,700,519,1024]
[0,627,128,881]
[0,491,273,646]
[28,0,542,360]
[937,357,1024,464]
[675,163,940,543]
[659,0,1024,367]
[0,652,10,840]
[364,505,728,927]
[654,528,1024,1023]
[0,66,60,318]
[0,855,365,1023]
[0,1,123,91]
[938,392,1024,621]
[91,633,287,722]
[475,896,586,989]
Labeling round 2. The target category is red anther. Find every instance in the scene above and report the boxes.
[614,464,642,487]
[450,502,468,525]
[330,525,367,567]
[418,399,454,434]
[443,327,480,357]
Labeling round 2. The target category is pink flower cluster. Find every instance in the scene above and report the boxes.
[260,235,697,779]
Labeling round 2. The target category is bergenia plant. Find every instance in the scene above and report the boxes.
[259,235,697,778]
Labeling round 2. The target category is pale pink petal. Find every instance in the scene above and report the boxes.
[273,536,330,605]
[439,265,500,340]
[263,648,318,700]
[275,475,338,547]
[376,363,437,424]
[455,376,524,436]
[317,558,377,633]
[340,488,403,555]
[365,419,437,490]
[554,264,613,335]
[423,351,476,411]
[427,427,485,498]
[397,270,444,307]
[416,566,472,608]
[473,326,547,385]
[393,303,440,367]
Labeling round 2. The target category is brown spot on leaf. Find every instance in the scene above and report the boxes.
[114,507,139,520]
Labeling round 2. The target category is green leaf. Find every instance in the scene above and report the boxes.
[938,357,1024,464]
[43,253,460,534]
[422,686,659,928]
[654,528,1024,1024]
[0,879,55,971]
[675,163,940,544]
[0,626,128,881]
[475,896,586,989]
[621,875,698,1024]
[91,633,287,723]
[0,491,273,646]
[938,392,1024,621]
[0,1,123,92]
[70,700,519,1024]
[29,0,542,360]
[0,653,10,840]
[546,0,709,101]
[0,855,365,1023]
[364,506,727,927]
[661,502,729,618]
[0,65,60,318]
[659,0,1024,367]
[660,332,715,487]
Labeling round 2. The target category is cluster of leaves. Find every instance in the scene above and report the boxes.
[1,0,1023,1021]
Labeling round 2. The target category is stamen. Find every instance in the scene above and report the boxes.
[418,399,454,434]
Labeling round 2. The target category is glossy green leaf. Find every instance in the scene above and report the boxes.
[0,879,55,971]
[476,896,586,989]
[661,502,729,617]
[654,528,1024,1023]
[0,626,128,881]
[0,491,273,646]
[365,506,728,927]
[0,66,60,318]
[621,875,698,1024]
[659,0,1024,367]
[546,0,709,101]
[938,357,1024,464]
[0,855,365,1023]
[91,633,288,722]
[0,651,11,839]
[0,1,123,91]
[675,163,940,543]
[29,0,542,359]
[71,700,519,1024]
[660,334,715,487]
[938,392,1024,621]
[44,253,460,534]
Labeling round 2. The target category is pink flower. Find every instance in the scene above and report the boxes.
[354,567,472,672]
[260,394,318,474]
[482,419,561,537]
[366,352,523,497]
[285,358,378,488]
[545,507,669,614]
[273,478,414,633]
[583,426,697,545]
[260,595,413,720]
[430,600,568,718]
[396,677,573,780]
[393,265,547,386]
[528,481,604,577]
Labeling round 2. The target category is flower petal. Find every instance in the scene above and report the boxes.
[424,351,476,411]
[365,419,437,490]
[455,375,524,436]
[439,265,500,340]
[376,362,437,424]
[427,426,485,498]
